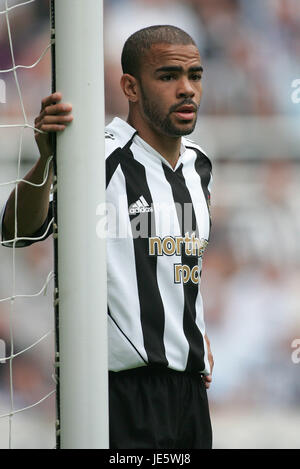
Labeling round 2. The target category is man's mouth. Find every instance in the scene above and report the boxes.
[173,104,197,121]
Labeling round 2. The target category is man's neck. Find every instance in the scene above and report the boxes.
[127,115,182,169]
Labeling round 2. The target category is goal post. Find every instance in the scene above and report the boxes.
[53,0,108,449]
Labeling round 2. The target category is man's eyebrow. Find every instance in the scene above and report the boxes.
[155,65,204,73]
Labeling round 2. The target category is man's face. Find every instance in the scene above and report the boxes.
[137,43,203,137]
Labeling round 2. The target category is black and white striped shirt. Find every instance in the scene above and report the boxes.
[0,117,213,374]
[104,118,212,374]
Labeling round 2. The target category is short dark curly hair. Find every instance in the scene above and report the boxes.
[121,25,196,78]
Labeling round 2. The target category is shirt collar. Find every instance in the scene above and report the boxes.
[108,117,136,141]
[109,117,187,171]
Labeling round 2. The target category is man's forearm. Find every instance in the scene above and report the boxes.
[3,156,53,240]
[2,92,73,241]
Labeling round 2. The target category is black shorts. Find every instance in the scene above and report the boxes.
[109,366,212,449]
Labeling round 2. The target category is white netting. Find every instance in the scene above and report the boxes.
[0,0,56,449]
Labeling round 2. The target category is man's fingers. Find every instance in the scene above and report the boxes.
[35,97,73,135]
[35,112,73,125]
[36,124,67,133]
[36,114,73,133]
[35,93,73,149]
[41,92,63,110]
[40,114,73,125]
[202,374,212,390]
[44,102,73,115]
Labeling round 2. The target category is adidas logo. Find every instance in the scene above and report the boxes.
[129,196,153,215]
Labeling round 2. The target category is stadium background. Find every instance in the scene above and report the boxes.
[0,0,300,448]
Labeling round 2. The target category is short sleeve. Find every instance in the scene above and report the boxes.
[0,201,54,248]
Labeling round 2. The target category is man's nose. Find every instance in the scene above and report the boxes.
[176,77,195,98]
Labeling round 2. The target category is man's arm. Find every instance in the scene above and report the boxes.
[2,92,73,240]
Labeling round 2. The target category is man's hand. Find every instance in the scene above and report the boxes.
[203,334,214,390]
[34,92,73,160]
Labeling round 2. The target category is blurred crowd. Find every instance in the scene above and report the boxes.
[104,0,300,117]
[0,0,300,448]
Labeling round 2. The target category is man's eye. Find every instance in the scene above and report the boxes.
[160,75,176,81]
[190,74,202,81]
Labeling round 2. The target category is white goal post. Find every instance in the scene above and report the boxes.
[53,0,108,449]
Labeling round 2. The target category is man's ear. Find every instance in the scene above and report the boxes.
[120,74,139,103]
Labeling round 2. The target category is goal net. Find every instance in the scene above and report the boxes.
[0,0,56,449]
[0,0,108,449]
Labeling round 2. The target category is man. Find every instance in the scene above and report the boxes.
[1,25,213,449]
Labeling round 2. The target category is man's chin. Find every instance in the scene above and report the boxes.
[167,115,197,136]
[175,127,195,136]
[166,122,196,137]
[150,115,197,138]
